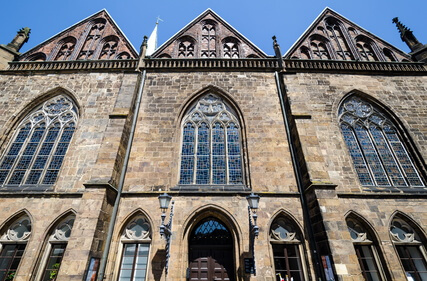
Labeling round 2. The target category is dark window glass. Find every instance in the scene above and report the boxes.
[0,244,26,281]
[40,244,67,281]
[273,244,305,281]
[354,245,382,281]
[396,245,427,281]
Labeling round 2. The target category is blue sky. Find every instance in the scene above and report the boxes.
[1,0,426,56]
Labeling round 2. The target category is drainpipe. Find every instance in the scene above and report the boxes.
[272,36,325,281]
[97,36,148,281]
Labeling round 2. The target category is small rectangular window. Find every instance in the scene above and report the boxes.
[273,244,305,281]
[0,244,26,281]
[41,244,67,281]
[118,243,149,281]
[354,245,382,281]
[396,245,427,281]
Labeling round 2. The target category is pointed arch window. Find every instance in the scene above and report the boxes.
[355,37,378,61]
[178,36,195,58]
[54,37,76,61]
[117,216,151,281]
[390,217,427,281]
[179,94,243,186]
[339,95,424,188]
[383,48,397,62]
[324,17,354,60]
[201,20,216,58]
[0,215,31,281]
[36,215,75,281]
[346,217,388,280]
[78,18,106,60]
[309,36,330,60]
[98,36,119,60]
[270,217,306,281]
[0,95,78,187]
[223,37,240,58]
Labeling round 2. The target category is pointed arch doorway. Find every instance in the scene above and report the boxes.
[189,217,235,281]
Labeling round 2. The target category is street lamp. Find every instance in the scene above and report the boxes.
[246,193,260,236]
[158,193,174,274]
[246,193,260,275]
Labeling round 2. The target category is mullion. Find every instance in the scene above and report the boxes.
[193,125,198,184]
[284,247,291,279]
[209,124,213,184]
[130,244,138,281]
[224,124,229,185]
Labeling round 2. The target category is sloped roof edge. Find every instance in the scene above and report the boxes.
[21,9,138,58]
[152,8,268,58]
[283,7,410,58]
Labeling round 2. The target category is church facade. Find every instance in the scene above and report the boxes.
[0,7,426,281]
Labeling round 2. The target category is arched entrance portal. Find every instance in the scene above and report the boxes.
[189,217,235,281]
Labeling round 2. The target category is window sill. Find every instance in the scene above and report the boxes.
[0,184,54,192]
[361,186,427,193]
[171,184,249,192]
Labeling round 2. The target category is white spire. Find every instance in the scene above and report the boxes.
[146,17,162,56]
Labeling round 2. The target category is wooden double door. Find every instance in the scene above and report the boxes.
[188,217,235,281]
[189,245,234,281]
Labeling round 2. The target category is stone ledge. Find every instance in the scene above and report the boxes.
[0,192,83,198]
[3,58,426,75]
[305,182,337,193]
[338,189,427,199]
[122,191,301,197]
[83,180,117,193]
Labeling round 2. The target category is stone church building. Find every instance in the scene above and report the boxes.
[0,7,426,281]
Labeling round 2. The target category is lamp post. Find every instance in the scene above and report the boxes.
[158,193,174,274]
[246,193,260,275]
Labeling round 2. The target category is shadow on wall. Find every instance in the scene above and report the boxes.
[151,249,166,281]
[238,251,252,281]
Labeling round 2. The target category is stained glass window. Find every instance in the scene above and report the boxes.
[0,95,78,187]
[179,94,243,185]
[339,96,424,188]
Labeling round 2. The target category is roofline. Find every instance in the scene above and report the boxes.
[104,9,138,54]
[21,9,137,57]
[153,8,268,57]
[283,7,329,57]
[283,6,410,58]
